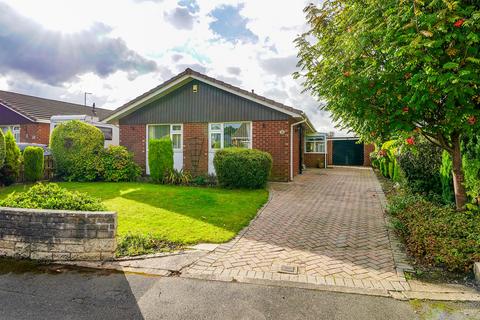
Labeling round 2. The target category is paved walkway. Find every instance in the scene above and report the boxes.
[185,167,410,292]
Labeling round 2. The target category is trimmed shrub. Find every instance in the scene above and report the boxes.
[387,193,480,272]
[214,148,272,189]
[99,146,141,182]
[440,151,454,204]
[0,183,106,211]
[23,146,44,182]
[0,131,21,186]
[50,120,104,181]
[148,138,173,183]
[0,130,5,168]
[397,140,443,196]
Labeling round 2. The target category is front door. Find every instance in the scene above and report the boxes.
[208,123,222,174]
[146,124,183,174]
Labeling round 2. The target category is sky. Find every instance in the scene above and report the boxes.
[0,0,346,134]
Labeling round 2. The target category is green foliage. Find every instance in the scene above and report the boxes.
[0,131,21,186]
[23,146,44,182]
[0,130,5,169]
[50,120,104,181]
[296,1,480,142]
[191,173,218,187]
[99,146,141,182]
[440,151,455,204]
[377,140,401,181]
[462,134,480,206]
[116,233,183,257]
[0,183,106,211]
[163,168,191,185]
[214,148,272,189]
[148,138,173,183]
[388,193,480,272]
[397,141,443,196]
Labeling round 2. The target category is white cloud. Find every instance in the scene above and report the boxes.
[0,0,347,134]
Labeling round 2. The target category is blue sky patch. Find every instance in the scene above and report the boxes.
[178,0,199,13]
[209,4,258,43]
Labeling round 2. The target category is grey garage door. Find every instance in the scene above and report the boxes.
[332,140,364,166]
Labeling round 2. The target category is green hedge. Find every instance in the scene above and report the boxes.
[0,130,5,168]
[388,193,480,272]
[148,138,173,182]
[50,120,104,181]
[214,148,272,189]
[100,146,141,182]
[23,146,44,182]
[0,183,106,211]
[0,131,21,186]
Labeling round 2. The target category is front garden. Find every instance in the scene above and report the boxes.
[0,121,272,257]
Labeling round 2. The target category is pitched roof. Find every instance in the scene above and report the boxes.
[0,90,112,122]
[105,68,315,130]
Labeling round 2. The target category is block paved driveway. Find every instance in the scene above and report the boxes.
[185,167,409,292]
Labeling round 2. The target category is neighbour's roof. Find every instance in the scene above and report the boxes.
[105,68,316,131]
[0,90,112,122]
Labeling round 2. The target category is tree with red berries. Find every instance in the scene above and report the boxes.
[296,0,479,209]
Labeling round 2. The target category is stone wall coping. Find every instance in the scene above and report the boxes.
[0,206,116,218]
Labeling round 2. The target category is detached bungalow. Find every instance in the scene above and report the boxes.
[105,68,317,181]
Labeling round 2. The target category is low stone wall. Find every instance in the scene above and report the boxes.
[0,207,117,261]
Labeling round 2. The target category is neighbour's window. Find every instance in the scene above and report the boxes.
[148,124,183,150]
[305,134,326,153]
[97,126,113,140]
[1,126,20,143]
[209,122,251,150]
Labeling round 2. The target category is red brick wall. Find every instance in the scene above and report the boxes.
[327,139,333,165]
[20,123,50,145]
[363,143,375,166]
[252,120,291,181]
[183,123,209,175]
[304,153,326,168]
[119,124,146,170]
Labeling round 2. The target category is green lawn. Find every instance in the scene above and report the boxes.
[0,183,268,245]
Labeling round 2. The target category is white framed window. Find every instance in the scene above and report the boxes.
[305,133,326,153]
[148,124,183,150]
[208,122,252,150]
[1,125,20,143]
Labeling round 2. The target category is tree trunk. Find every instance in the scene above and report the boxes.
[451,133,468,210]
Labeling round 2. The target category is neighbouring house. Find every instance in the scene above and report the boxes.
[0,90,115,146]
[105,68,317,181]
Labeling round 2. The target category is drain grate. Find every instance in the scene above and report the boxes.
[278,265,298,275]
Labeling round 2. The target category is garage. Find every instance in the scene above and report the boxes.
[332,138,364,166]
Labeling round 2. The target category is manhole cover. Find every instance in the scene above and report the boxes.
[278,265,298,275]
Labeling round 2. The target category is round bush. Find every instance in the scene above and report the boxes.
[214,148,272,189]
[23,146,44,182]
[50,120,104,181]
[0,130,5,168]
[100,146,141,182]
[148,138,173,183]
[0,130,21,186]
[0,183,106,211]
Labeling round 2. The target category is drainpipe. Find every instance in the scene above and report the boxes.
[290,119,306,181]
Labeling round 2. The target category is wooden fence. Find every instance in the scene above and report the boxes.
[17,155,54,183]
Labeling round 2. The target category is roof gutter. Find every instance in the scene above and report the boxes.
[290,119,306,181]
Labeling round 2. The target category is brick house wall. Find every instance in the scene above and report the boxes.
[121,120,300,181]
[119,124,146,170]
[252,120,291,181]
[363,143,375,166]
[327,139,333,165]
[304,153,326,168]
[183,123,209,176]
[20,123,50,145]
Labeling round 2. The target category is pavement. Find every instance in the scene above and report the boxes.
[1,266,479,320]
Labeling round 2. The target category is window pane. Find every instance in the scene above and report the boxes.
[210,123,221,131]
[306,142,314,153]
[172,134,181,149]
[315,142,325,153]
[97,126,113,140]
[172,125,182,131]
[224,122,250,148]
[210,133,221,149]
[148,125,169,140]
